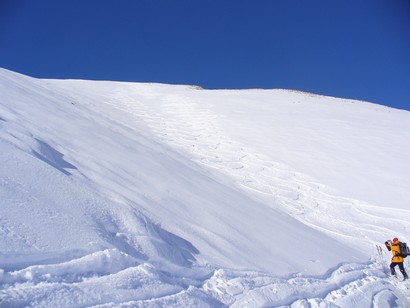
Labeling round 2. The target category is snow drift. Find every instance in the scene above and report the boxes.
[0,68,409,307]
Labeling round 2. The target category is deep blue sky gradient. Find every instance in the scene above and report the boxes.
[1,0,409,110]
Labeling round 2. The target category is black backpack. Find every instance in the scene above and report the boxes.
[399,242,410,258]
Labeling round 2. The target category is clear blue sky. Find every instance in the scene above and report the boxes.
[1,0,409,110]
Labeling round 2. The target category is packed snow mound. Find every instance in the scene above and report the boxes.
[1,68,409,306]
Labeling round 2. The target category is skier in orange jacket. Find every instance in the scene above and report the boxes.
[385,237,409,280]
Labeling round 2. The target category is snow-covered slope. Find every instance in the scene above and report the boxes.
[0,68,409,307]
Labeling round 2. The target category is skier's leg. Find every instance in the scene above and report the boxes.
[398,262,408,279]
[390,262,397,275]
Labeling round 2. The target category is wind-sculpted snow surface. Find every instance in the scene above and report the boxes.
[0,68,409,306]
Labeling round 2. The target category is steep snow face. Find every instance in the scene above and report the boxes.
[1,68,409,306]
[0,68,361,274]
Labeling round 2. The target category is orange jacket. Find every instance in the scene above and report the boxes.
[387,241,404,263]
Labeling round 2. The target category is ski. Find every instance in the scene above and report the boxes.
[376,244,388,275]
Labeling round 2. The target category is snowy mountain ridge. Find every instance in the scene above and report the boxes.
[1,68,410,306]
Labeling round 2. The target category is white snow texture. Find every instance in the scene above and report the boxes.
[0,68,409,307]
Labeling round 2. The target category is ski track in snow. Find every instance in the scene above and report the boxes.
[1,73,410,307]
[104,89,410,252]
